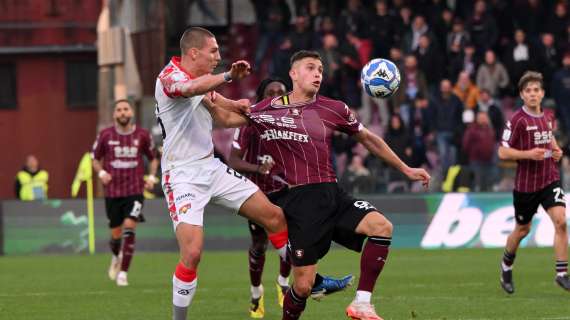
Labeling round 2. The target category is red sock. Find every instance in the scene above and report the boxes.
[175,262,197,282]
[268,230,288,249]
[120,228,136,272]
[249,248,266,287]
[357,237,391,293]
[282,288,307,320]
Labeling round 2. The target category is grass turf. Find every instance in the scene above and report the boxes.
[1,248,569,319]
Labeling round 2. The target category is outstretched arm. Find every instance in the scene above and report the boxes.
[202,95,249,128]
[228,145,274,175]
[354,127,430,187]
[498,146,546,161]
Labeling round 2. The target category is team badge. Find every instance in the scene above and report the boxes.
[179,203,191,214]
[295,249,304,258]
[289,108,301,116]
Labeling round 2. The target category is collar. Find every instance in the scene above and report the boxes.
[171,56,195,79]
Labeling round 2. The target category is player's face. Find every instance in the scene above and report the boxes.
[192,36,221,75]
[520,82,544,109]
[263,82,287,99]
[113,102,134,127]
[290,58,323,96]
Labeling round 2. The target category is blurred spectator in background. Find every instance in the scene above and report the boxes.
[462,112,495,191]
[476,88,504,142]
[432,8,454,54]
[537,33,560,95]
[467,0,498,56]
[513,0,545,42]
[395,5,413,45]
[318,33,342,100]
[252,0,291,68]
[369,0,396,58]
[15,155,48,201]
[337,0,369,38]
[547,2,568,42]
[340,154,375,194]
[428,79,464,177]
[447,18,470,59]
[503,29,536,95]
[402,15,435,54]
[384,114,413,170]
[476,49,510,98]
[453,71,480,109]
[552,52,570,136]
[269,36,294,81]
[415,34,443,92]
[449,42,478,81]
[393,54,428,124]
[289,15,313,52]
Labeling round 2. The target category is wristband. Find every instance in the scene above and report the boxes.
[223,71,232,83]
[98,170,109,179]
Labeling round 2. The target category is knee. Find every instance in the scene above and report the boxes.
[265,207,286,233]
[554,219,568,234]
[516,225,531,238]
[368,218,393,237]
[181,246,202,268]
[293,278,315,298]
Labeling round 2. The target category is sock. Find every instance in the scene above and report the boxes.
[109,237,121,257]
[355,290,372,303]
[251,284,264,299]
[278,275,289,287]
[120,228,136,272]
[556,260,568,276]
[279,256,292,279]
[282,288,307,320]
[502,250,516,270]
[172,263,197,320]
[313,273,324,288]
[268,230,288,260]
[357,236,391,293]
[249,248,266,287]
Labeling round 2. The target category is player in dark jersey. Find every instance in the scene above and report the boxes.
[229,78,353,318]
[238,51,430,320]
[498,71,570,293]
[92,99,159,286]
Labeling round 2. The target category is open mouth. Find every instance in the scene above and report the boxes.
[312,81,321,87]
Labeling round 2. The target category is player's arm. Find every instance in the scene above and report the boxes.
[211,91,251,114]
[178,60,251,97]
[354,127,430,187]
[498,120,546,161]
[552,137,563,162]
[202,95,250,128]
[91,134,112,185]
[92,158,112,185]
[228,146,273,175]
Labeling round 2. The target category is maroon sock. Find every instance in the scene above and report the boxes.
[249,248,266,287]
[357,237,391,293]
[279,256,292,278]
[120,228,136,272]
[109,237,121,257]
[282,288,307,320]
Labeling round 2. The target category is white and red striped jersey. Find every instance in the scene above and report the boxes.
[155,56,214,172]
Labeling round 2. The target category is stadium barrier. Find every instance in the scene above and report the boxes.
[1,193,569,255]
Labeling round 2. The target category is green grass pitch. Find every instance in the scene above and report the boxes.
[1,248,569,319]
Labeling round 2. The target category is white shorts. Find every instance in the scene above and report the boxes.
[162,157,259,230]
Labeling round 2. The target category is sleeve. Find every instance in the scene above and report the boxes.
[91,132,105,160]
[232,126,251,151]
[159,68,192,98]
[501,118,521,148]
[142,130,156,160]
[335,103,363,135]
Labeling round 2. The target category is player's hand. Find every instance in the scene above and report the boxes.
[99,171,112,185]
[553,147,563,162]
[404,167,431,189]
[527,148,547,161]
[257,158,275,175]
[144,175,158,190]
[234,98,251,114]
[229,60,251,80]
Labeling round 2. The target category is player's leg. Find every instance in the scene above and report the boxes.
[542,182,569,290]
[248,220,269,318]
[282,265,317,320]
[173,223,203,320]
[277,252,291,307]
[116,196,145,286]
[105,197,123,281]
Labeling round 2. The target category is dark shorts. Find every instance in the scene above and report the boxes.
[273,183,379,266]
[247,187,290,238]
[513,181,565,225]
[105,195,146,228]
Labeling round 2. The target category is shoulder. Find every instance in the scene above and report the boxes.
[316,95,346,110]
[251,97,274,113]
[98,127,115,139]
[136,127,151,136]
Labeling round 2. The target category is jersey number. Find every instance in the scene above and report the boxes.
[226,167,245,180]
[553,187,565,203]
[156,104,166,139]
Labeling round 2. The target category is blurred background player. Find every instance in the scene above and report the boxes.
[243,50,430,320]
[498,71,570,294]
[15,154,49,201]
[92,99,159,286]
[229,78,353,318]
[155,27,289,320]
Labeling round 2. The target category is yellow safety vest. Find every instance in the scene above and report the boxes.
[17,170,49,200]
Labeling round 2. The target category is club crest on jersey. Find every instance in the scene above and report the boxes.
[179,203,191,214]
[295,249,304,258]
[288,108,301,117]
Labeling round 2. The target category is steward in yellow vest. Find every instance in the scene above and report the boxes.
[15,155,48,200]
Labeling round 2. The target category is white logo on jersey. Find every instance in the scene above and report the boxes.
[251,114,297,129]
[260,129,309,142]
[502,129,511,141]
[354,201,376,210]
[533,130,552,145]
[526,126,538,131]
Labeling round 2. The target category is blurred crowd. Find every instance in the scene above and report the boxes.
[248,0,570,193]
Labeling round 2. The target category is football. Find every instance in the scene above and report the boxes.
[361,58,401,98]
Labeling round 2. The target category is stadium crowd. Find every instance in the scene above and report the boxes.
[238,0,570,193]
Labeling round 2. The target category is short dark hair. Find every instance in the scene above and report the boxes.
[180,27,215,55]
[255,78,290,102]
[112,99,133,109]
[290,50,321,67]
[518,71,543,92]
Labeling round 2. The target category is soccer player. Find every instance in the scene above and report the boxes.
[92,99,159,286]
[498,71,570,293]
[229,78,353,318]
[155,27,289,320]
[217,50,430,320]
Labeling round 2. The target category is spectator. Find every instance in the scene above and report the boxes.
[392,54,429,118]
[467,0,498,55]
[384,114,413,166]
[394,6,413,45]
[449,42,479,81]
[476,49,510,98]
[415,34,443,91]
[402,15,436,54]
[462,112,495,191]
[428,79,464,176]
[340,154,375,194]
[369,0,397,58]
[547,2,569,42]
[317,33,342,99]
[476,88,504,142]
[15,155,48,201]
[453,71,480,109]
[552,52,570,135]
[513,0,545,41]
[337,0,370,38]
[252,0,291,68]
[269,37,293,83]
[503,29,536,95]
[432,8,454,52]
[447,18,470,58]
[537,33,561,94]
[289,15,313,52]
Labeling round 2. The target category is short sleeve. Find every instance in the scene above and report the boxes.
[232,126,252,150]
[501,119,521,148]
[159,68,192,98]
[142,130,156,160]
[335,104,363,135]
[92,132,105,160]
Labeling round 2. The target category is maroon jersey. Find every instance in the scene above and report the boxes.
[501,107,559,192]
[247,94,362,185]
[92,126,155,198]
[233,126,287,194]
